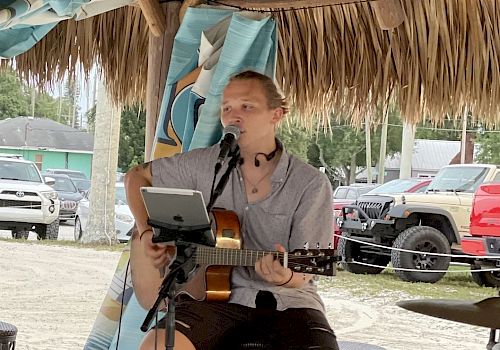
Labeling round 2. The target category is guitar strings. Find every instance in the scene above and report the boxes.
[192,253,328,260]
[191,250,332,271]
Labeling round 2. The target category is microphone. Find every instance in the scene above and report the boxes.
[216,125,240,171]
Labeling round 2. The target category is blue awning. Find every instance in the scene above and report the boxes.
[0,0,132,58]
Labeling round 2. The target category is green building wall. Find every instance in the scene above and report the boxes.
[0,147,93,178]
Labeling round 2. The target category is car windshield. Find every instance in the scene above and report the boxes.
[368,179,422,194]
[426,166,490,193]
[0,160,42,182]
[53,177,77,192]
[72,179,91,191]
[115,186,128,205]
[50,170,87,179]
[333,188,348,199]
[358,187,375,195]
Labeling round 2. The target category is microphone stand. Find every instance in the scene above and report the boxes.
[140,149,241,350]
[206,147,240,213]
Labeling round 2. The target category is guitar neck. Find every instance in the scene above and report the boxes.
[195,246,285,267]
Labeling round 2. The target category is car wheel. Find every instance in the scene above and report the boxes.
[471,268,500,288]
[391,226,451,283]
[36,219,60,240]
[338,232,390,274]
[11,230,30,239]
[74,217,83,242]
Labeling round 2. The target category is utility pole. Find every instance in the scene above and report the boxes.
[365,114,372,184]
[400,121,415,179]
[460,108,468,164]
[378,108,388,184]
[30,89,35,117]
[57,83,63,123]
[71,70,78,128]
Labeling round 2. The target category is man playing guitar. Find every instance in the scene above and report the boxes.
[125,70,339,350]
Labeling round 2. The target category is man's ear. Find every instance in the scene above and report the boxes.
[271,107,284,124]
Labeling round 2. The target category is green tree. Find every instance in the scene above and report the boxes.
[284,107,403,185]
[85,105,96,132]
[32,91,62,121]
[30,88,74,124]
[63,78,80,128]
[0,68,76,124]
[118,105,146,172]
[475,131,500,164]
[0,68,29,119]
[414,117,477,141]
[276,118,311,162]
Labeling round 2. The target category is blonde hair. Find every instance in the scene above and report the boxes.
[229,71,289,115]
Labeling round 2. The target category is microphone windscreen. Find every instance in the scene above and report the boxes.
[223,125,240,139]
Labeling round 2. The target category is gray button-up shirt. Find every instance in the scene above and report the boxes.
[152,143,333,312]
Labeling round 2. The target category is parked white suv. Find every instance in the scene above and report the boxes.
[0,157,60,239]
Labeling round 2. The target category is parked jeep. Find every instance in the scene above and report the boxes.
[461,183,500,287]
[0,157,60,239]
[337,164,500,283]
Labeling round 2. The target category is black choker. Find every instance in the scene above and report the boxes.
[254,147,279,167]
[240,140,282,167]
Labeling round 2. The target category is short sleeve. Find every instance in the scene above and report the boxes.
[151,152,198,189]
[289,173,333,251]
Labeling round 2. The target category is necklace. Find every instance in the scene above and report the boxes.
[243,166,275,194]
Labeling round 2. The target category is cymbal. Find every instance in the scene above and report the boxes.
[397,297,500,329]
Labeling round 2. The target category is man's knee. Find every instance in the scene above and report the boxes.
[139,329,196,350]
[139,329,165,350]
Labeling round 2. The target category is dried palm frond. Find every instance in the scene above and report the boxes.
[6,6,148,106]
[276,0,500,127]
[5,0,500,128]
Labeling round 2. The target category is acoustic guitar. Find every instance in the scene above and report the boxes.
[131,209,337,304]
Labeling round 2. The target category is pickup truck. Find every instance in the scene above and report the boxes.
[461,183,500,287]
[337,164,500,283]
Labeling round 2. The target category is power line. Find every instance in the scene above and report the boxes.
[324,122,500,133]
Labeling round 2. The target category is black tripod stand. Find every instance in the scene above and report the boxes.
[140,148,241,349]
[140,236,210,350]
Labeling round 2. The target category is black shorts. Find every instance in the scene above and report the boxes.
[157,300,339,350]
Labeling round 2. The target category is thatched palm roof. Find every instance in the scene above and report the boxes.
[8,0,500,126]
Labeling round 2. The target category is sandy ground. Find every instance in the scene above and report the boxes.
[0,226,494,350]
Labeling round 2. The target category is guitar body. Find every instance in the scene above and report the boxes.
[131,207,335,308]
[177,209,241,302]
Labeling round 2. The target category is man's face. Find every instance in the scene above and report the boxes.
[221,79,283,147]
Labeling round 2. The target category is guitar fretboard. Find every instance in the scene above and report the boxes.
[194,246,285,267]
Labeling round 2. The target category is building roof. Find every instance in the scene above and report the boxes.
[385,139,460,172]
[0,117,93,152]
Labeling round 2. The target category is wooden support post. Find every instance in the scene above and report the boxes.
[144,1,181,161]
[222,0,405,30]
[222,0,365,9]
[138,0,167,37]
